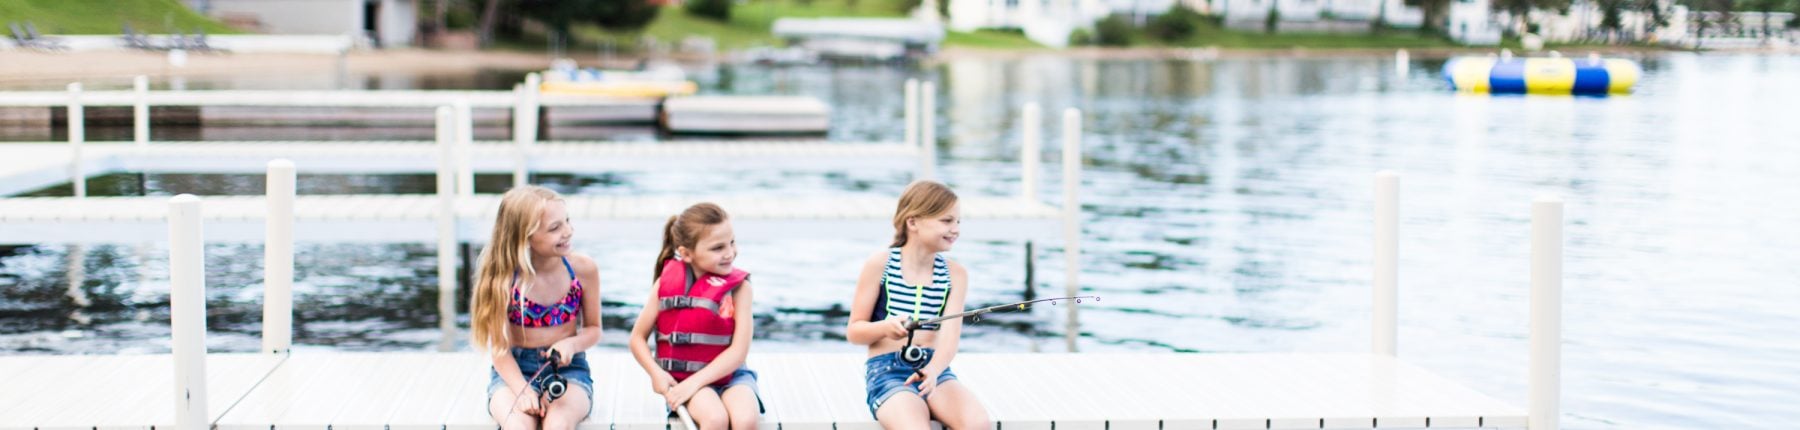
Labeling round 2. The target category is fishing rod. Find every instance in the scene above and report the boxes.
[898,295,1100,367]
[502,350,569,424]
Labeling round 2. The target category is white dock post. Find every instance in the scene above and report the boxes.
[1020,103,1041,202]
[67,83,85,198]
[1395,49,1411,77]
[436,106,459,352]
[455,99,475,197]
[919,81,937,180]
[519,73,541,146]
[264,159,295,354]
[1530,195,1564,430]
[904,79,919,149]
[1062,108,1083,352]
[511,85,530,189]
[168,194,209,430]
[1373,171,1399,356]
[134,76,150,146]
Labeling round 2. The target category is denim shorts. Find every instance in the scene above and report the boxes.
[487,347,595,410]
[864,348,958,417]
[667,366,764,415]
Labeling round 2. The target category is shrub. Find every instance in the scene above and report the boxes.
[1094,14,1135,46]
[686,0,731,22]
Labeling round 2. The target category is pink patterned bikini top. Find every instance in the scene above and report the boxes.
[508,257,583,327]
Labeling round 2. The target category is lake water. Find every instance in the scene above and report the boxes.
[3,52,1797,428]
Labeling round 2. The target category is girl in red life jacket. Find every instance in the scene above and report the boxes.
[470,185,604,430]
[628,202,763,430]
[847,180,991,430]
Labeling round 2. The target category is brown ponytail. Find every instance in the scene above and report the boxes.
[653,203,731,282]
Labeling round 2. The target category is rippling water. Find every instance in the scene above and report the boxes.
[4,53,1798,428]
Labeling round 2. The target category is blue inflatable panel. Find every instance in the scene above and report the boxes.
[1488,60,1529,93]
[1571,63,1611,94]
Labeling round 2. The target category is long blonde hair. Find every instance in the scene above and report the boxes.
[654,203,730,282]
[471,185,563,355]
[891,180,958,247]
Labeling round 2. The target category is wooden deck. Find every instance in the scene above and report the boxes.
[0,352,1527,430]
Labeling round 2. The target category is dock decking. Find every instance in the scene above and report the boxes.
[0,352,1527,430]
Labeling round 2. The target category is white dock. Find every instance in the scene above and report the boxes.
[0,193,1061,244]
[0,90,654,109]
[661,96,831,135]
[0,352,1527,430]
[0,141,919,197]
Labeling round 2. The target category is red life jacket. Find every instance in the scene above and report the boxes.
[654,258,749,386]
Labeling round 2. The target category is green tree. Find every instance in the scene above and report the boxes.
[1093,14,1134,46]
[685,0,731,21]
[1147,4,1203,41]
[1489,0,1573,35]
[1597,0,1626,40]
[515,0,662,35]
[1403,0,1450,31]
[1751,0,1781,37]
[1264,4,1281,33]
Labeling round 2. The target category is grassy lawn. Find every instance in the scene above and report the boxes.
[572,0,1040,51]
[944,29,1043,49]
[1159,22,1458,49]
[576,0,916,51]
[0,0,235,35]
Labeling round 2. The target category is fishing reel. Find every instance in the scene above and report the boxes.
[901,344,928,366]
[532,350,568,403]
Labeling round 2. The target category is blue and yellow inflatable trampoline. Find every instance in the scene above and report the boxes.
[1443,56,1640,95]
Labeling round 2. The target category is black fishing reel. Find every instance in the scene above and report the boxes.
[532,350,568,403]
[901,344,928,366]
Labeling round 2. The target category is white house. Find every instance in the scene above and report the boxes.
[1446,0,1503,44]
[188,0,417,48]
[947,0,1116,47]
[1216,0,1406,32]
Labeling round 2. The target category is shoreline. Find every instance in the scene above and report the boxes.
[0,45,1786,84]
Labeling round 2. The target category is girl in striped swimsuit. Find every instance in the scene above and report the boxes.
[847,181,991,430]
[470,186,604,430]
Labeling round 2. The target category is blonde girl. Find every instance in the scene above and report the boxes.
[471,185,603,430]
[847,181,991,430]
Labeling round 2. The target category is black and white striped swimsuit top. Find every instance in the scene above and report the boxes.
[870,247,952,331]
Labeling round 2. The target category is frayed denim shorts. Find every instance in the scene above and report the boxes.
[864,348,958,418]
[487,347,595,412]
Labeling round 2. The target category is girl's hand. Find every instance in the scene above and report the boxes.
[514,388,544,417]
[905,369,939,398]
[663,380,701,410]
[649,369,677,395]
[882,316,911,340]
[546,339,580,366]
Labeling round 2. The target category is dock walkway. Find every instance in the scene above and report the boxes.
[0,352,1527,430]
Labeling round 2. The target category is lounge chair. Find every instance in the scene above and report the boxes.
[21,22,68,51]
